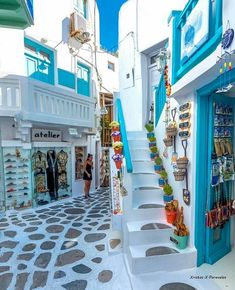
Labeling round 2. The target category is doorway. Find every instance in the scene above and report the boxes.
[195,78,235,266]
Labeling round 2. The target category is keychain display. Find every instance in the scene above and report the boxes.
[179,102,191,139]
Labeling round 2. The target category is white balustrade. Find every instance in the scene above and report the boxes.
[0,76,95,127]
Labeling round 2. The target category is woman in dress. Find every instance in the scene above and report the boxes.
[83,154,93,198]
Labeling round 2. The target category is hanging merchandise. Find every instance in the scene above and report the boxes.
[100,149,110,187]
[179,102,191,139]
[32,147,71,206]
[75,147,85,180]
[3,147,32,210]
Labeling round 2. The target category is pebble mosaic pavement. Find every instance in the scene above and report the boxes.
[0,188,129,290]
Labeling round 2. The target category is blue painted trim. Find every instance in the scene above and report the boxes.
[116,99,133,173]
[171,0,223,84]
[26,0,34,19]
[24,37,55,85]
[195,67,235,266]
[155,73,166,127]
[58,68,75,89]
[77,62,90,97]
[167,10,182,24]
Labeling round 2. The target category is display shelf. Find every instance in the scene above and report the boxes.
[75,146,86,180]
[3,147,32,211]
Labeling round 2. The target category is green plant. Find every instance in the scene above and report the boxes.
[150,146,158,153]
[145,122,154,133]
[148,136,156,142]
[163,184,173,196]
[160,170,168,180]
[155,156,162,165]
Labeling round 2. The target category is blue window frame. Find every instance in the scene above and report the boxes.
[24,38,54,85]
[155,73,166,126]
[171,0,223,84]
[58,69,75,89]
[77,63,90,97]
[73,0,87,19]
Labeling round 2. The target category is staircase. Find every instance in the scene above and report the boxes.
[124,130,197,274]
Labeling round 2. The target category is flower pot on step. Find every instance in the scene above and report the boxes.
[163,194,174,203]
[159,178,167,187]
[165,210,177,224]
[154,164,163,173]
[149,142,157,148]
[150,153,158,160]
[147,132,155,139]
[173,233,189,250]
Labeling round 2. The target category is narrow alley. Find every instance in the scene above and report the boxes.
[0,189,130,290]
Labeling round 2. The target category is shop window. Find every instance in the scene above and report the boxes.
[32,147,71,206]
[73,0,87,19]
[75,146,86,180]
[24,38,55,85]
[77,63,90,97]
[108,61,115,71]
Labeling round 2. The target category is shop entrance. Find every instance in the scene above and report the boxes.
[196,84,235,266]
[204,94,234,264]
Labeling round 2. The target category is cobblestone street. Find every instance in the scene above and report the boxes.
[0,188,130,290]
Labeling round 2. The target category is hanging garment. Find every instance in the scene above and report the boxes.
[32,151,48,192]
[57,150,69,189]
[46,150,58,199]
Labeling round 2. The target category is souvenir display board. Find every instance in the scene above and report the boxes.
[207,102,235,228]
[3,147,32,210]
[32,147,72,206]
[0,146,5,213]
[75,146,86,180]
[100,149,110,187]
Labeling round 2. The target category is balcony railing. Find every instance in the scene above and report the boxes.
[0,75,95,128]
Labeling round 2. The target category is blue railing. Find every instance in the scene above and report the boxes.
[155,72,166,126]
[116,98,133,173]
[26,0,34,20]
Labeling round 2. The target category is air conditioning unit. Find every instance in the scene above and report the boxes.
[70,12,91,44]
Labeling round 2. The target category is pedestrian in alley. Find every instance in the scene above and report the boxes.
[83,153,93,198]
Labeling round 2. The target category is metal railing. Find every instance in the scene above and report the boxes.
[116,98,133,173]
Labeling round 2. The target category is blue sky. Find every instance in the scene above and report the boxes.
[97,0,127,51]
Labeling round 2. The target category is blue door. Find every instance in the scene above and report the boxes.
[205,94,234,264]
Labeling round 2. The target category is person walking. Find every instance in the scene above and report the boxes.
[83,154,93,198]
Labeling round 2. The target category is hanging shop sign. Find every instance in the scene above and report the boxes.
[32,129,62,142]
[181,0,209,63]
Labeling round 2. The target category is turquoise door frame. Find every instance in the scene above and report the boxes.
[195,68,235,266]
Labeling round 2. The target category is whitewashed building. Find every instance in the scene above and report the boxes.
[0,0,118,211]
[118,0,235,282]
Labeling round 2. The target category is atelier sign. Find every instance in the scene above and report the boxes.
[32,129,62,142]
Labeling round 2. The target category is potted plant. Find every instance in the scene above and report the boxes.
[173,170,185,181]
[112,141,123,154]
[166,122,177,137]
[145,122,154,138]
[154,156,163,173]
[112,154,123,170]
[110,121,120,132]
[148,136,156,148]
[172,207,189,249]
[159,170,168,187]
[111,131,121,142]
[163,184,173,203]
[165,199,178,224]
[163,136,173,147]
[176,157,189,170]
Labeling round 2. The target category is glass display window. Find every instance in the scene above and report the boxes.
[32,147,72,206]
[75,146,86,180]
[3,147,32,210]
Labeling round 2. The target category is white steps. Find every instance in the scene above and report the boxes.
[128,243,197,274]
[133,188,163,208]
[132,173,159,189]
[127,131,147,139]
[128,139,149,149]
[130,148,151,161]
[132,160,154,174]
[127,219,173,245]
